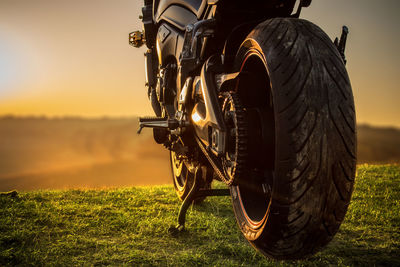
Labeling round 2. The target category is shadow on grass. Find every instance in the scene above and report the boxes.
[166,198,400,266]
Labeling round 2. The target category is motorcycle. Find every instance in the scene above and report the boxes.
[130,0,356,260]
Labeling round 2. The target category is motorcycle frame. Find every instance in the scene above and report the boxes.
[139,0,307,153]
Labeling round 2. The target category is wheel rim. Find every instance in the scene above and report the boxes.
[232,51,275,229]
[171,151,186,191]
[171,151,183,178]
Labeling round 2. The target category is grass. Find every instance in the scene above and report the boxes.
[0,165,399,266]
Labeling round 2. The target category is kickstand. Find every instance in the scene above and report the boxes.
[169,166,201,235]
[168,166,230,236]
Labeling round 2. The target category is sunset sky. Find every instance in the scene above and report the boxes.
[0,0,399,127]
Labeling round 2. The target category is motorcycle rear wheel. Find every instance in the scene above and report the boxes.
[230,18,356,260]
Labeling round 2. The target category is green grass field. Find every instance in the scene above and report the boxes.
[1,165,399,266]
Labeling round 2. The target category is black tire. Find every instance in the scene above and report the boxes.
[230,18,356,259]
[170,151,211,204]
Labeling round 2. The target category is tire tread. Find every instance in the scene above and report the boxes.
[232,17,356,260]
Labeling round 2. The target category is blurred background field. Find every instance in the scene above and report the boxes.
[0,116,169,191]
[0,116,399,191]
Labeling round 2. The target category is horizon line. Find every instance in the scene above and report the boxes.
[1,114,399,130]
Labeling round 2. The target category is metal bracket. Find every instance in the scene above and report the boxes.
[191,56,227,154]
[291,0,312,18]
[334,26,349,65]
[179,19,216,81]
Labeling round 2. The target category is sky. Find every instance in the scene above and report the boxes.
[0,0,399,127]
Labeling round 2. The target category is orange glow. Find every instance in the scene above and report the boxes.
[0,0,399,127]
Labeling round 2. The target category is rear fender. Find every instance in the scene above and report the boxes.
[222,21,259,71]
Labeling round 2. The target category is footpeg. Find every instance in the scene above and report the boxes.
[137,117,179,134]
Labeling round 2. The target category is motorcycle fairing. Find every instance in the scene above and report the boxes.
[156,23,181,66]
[155,0,207,22]
[157,5,198,31]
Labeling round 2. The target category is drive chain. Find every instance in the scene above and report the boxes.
[195,137,229,184]
[195,92,248,186]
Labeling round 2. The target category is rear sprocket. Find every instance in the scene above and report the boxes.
[221,92,248,185]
